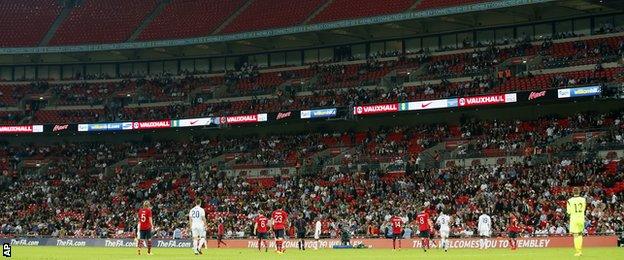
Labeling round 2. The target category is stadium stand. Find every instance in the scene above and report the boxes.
[310,0,415,23]
[17,61,620,125]
[49,0,159,45]
[221,0,325,33]
[0,0,62,47]
[1,110,623,238]
[137,0,245,41]
[415,0,492,10]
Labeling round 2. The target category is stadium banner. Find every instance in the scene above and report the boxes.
[557,85,601,99]
[406,98,458,111]
[1,238,191,248]
[219,113,268,124]
[77,122,132,132]
[0,125,43,134]
[131,120,172,130]
[517,89,558,102]
[1,236,616,249]
[458,93,517,107]
[301,108,338,119]
[275,111,293,120]
[48,124,73,133]
[353,103,399,115]
[172,117,213,128]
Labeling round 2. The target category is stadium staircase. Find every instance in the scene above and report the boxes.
[302,0,334,25]
[127,0,171,42]
[105,158,131,175]
[212,0,254,35]
[498,55,540,77]
[406,62,431,80]
[409,0,425,10]
[203,154,232,168]
[416,141,447,169]
[302,147,347,175]
[325,147,356,166]
[39,1,74,46]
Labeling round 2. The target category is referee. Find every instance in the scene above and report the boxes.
[294,215,307,251]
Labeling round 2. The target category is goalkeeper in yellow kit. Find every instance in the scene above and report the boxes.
[566,187,586,257]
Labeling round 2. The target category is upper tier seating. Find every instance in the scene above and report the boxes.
[50,0,158,45]
[415,0,491,10]
[138,0,245,41]
[221,0,324,33]
[0,0,62,47]
[311,0,414,23]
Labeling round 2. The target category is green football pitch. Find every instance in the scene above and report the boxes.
[6,246,624,260]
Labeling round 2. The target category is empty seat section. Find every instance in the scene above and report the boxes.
[0,0,62,47]
[311,0,413,23]
[138,0,245,41]
[50,0,158,45]
[222,0,324,33]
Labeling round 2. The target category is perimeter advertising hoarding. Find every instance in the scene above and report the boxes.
[0,125,43,133]
[300,108,337,119]
[458,93,517,107]
[406,99,457,111]
[353,103,399,115]
[77,122,133,132]
[132,120,172,130]
[0,86,607,134]
[172,117,213,127]
[558,85,601,98]
[1,236,616,249]
[220,113,268,124]
[517,89,557,102]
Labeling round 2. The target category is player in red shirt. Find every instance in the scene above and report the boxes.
[136,200,153,255]
[271,206,288,254]
[390,215,404,250]
[417,208,432,252]
[254,212,270,252]
[507,213,522,250]
[217,219,227,248]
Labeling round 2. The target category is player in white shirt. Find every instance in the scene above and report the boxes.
[477,212,492,249]
[314,217,322,250]
[436,211,451,252]
[189,199,207,255]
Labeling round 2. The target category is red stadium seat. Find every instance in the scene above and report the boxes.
[50,0,159,45]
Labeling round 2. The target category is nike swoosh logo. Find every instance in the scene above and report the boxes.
[190,120,199,125]
[421,102,433,108]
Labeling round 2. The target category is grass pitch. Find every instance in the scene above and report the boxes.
[7,246,624,260]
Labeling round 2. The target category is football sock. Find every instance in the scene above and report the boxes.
[147,240,152,253]
[574,235,583,254]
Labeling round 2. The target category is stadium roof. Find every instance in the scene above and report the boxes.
[0,0,621,65]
